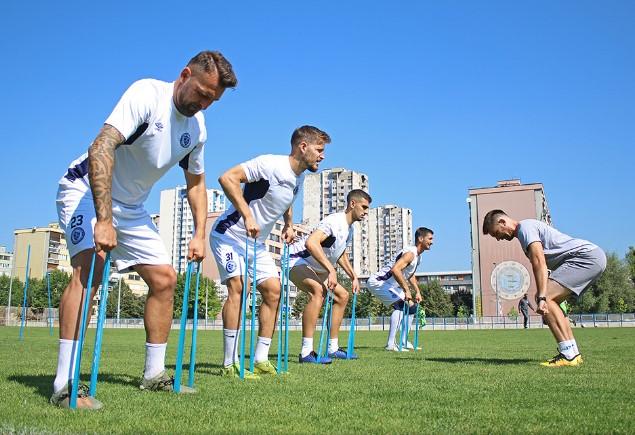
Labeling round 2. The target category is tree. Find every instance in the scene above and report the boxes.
[574,252,635,313]
[173,272,222,319]
[106,279,145,318]
[450,289,473,316]
[419,281,453,317]
[626,246,635,285]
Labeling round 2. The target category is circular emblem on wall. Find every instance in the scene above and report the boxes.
[225,260,236,273]
[490,261,531,300]
[180,132,191,148]
[70,227,85,245]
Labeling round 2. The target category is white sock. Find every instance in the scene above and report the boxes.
[558,340,577,359]
[328,338,339,354]
[144,342,167,379]
[387,310,401,348]
[254,336,272,363]
[301,337,313,357]
[570,340,579,356]
[224,329,239,367]
[53,339,77,393]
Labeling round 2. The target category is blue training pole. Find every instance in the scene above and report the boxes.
[277,244,287,373]
[188,265,201,388]
[89,252,111,397]
[19,245,31,341]
[46,271,53,336]
[346,292,358,358]
[398,300,408,351]
[69,252,97,409]
[413,304,420,351]
[174,262,193,393]
[249,238,257,372]
[317,292,333,361]
[239,240,249,379]
[283,249,290,372]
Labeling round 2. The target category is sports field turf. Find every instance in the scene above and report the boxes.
[1,326,633,434]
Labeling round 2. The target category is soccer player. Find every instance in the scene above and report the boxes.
[288,189,372,363]
[482,210,606,366]
[211,126,331,378]
[366,227,434,351]
[52,51,237,409]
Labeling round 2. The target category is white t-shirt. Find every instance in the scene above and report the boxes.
[60,79,206,206]
[214,154,304,243]
[370,246,420,287]
[289,212,353,274]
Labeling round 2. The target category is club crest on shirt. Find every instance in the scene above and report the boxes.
[180,132,191,148]
[155,121,163,132]
[70,227,85,245]
[226,260,237,273]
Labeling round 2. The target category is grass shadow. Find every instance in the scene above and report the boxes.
[7,372,140,399]
[424,357,534,365]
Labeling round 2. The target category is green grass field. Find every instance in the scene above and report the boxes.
[1,326,633,434]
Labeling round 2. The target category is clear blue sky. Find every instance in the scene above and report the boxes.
[1,0,633,272]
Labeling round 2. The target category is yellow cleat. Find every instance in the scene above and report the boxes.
[220,363,260,380]
[540,353,583,367]
[253,360,278,375]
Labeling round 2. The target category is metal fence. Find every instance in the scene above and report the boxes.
[2,306,634,330]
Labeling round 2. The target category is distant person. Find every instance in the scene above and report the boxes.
[211,126,331,378]
[288,189,371,363]
[53,51,237,409]
[366,228,434,351]
[483,210,606,367]
[518,294,534,329]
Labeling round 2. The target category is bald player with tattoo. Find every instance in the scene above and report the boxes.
[51,51,237,409]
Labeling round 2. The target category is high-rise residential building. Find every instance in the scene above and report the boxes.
[302,168,371,274]
[0,246,13,277]
[13,223,72,280]
[467,179,551,317]
[159,186,226,273]
[367,205,413,273]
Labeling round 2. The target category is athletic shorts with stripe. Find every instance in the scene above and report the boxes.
[366,277,405,307]
[56,183,170,272]
[210,231,278,285]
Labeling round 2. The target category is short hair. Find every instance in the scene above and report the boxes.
[482,209,507,234]
[187,50,238,88]
[291,125,331,148]
[346,189,372,204]
[415,227,433,241]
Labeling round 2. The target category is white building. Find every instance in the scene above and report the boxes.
[302,168,371,275]
[159,186,226,273]
[0,246,13,277]
[367,205,413,273]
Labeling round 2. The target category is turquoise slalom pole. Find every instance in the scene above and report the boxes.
[188,264,201,388]
[69,251,97,409]
[317,292,333,361]
[46,271,53,336]
[398,300,408,351]
[174,261,193,393]
[18,245,31,341]
[413,304,420,351]
[277,244,287,373]
[346,291,358,358]
[249,238,257,372]
[239,240,249,379]
[89,252,111,397]
[283,250,290,373]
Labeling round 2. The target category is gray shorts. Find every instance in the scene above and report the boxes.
[550,248,607,296]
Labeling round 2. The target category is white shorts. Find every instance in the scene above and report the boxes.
[210,231,278,285]
[56,183,170,272]
[366,277,404,307]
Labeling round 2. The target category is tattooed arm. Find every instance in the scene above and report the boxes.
[88,124,125,252]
